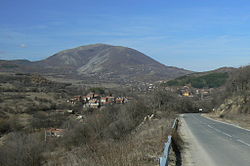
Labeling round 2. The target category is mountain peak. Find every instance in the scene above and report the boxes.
[0,44,192,82]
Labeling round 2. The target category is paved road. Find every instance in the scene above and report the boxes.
[182,113,250,166]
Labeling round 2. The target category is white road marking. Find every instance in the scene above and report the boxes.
[221,132,232,138]
[181,117,217,166]
[192,115,205,124]
[194,115,250,146]
[208,124,221,132]
[201,115,250,147]
[237,139,250,147]
[214,128,221,133]
[203,115,250,132]
[208,124,232,138]
[208,125,213,128]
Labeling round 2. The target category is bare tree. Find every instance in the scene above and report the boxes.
[0,132,45,166]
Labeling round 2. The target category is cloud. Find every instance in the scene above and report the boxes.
[20,44,27,48]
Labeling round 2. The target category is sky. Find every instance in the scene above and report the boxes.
[1,0,250,71]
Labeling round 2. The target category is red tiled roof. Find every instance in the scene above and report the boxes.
[47,128,65,133]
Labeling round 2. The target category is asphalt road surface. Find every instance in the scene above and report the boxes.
[181,113,250,166]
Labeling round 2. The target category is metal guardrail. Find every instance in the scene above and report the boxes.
[159,118,179,166]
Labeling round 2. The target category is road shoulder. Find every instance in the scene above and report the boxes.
[202,114,250,131]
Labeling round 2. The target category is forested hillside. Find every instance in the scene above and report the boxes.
[166,72,229,88]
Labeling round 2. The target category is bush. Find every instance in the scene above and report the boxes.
[0,132,45,166]
[226,66,250,93]
[31,112,66,129]
[175,98,198,113]
[104,101,150,139]
[0,119,11,134]
[8,116,23,131]
[219,114,225,118]
[61,121,93,148]
[89,87,105,95]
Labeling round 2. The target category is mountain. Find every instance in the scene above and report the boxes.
[0,44,192,83]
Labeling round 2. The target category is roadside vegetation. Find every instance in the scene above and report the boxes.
[207,65,250,128]
[0,72,188,166]
[1,69,235,165]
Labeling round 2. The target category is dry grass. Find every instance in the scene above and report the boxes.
[44,117,174,166]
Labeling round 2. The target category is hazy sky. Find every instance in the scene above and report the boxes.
[1,0,250,71]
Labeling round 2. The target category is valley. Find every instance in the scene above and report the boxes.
[0,44,250,166]
[1,1,250,165]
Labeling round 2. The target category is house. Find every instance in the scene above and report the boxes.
[107,96,115,102]
[73,96,82,102]
[45,128,65,138]
[67,110,74,114]
[88,102,100,108]
[115,97,124,104]
[182,91,191,97]
[115,97,128,104]
[101,97,108,103]
[55,109,74,114]
[86,92,95,100]
[84,92,101,100]
[101,96,115,105]
[84,98,100,108]
[180,86,193,97]
[67,96,83,104]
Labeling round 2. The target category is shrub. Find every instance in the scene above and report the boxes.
[61,121,92,148]
[0,132,45,166]
[0,119,11,134]
[219,114,225,118]
[89,87,105,95]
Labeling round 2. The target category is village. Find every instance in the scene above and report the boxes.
[44,84,213,140]
[158,80,214,99]
[67,92,129,108]
[45,92,131,139]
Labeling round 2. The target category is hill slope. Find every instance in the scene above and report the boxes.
[207,65,250,129]
[0,44,192,83]
[165,67,235,88]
